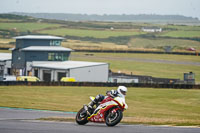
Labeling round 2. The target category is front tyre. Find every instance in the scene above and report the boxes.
[106,109,123,127]
[76,108,89,125]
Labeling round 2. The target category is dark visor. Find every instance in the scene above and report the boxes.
[120,89,126,95]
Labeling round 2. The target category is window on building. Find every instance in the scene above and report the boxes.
[48,53,68,61]
[48,53,54,61]
[50,40,61,46]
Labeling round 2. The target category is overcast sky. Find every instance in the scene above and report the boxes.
[1,0,200,19]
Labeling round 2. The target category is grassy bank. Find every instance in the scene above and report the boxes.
[0,86,200,126]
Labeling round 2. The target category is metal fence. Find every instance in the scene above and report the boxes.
[0,81,199,89]
[75,50,198,56]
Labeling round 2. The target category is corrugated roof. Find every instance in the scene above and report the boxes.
[32,61,108,70]
[14,35,64,40]
[0,53,12,61]
[21,46,73,51]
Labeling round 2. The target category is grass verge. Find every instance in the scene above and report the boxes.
[37,117,200,127]
[0,86,200,126]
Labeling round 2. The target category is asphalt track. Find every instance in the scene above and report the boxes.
[72,55,200,66]
[0,108,200,133]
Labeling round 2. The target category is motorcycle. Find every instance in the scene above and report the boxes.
[76,96,128,126]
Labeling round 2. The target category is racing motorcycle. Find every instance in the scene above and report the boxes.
[76,96,128,126]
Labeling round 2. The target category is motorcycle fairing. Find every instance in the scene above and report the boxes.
[87,97,118,123]
[113,97,128,110]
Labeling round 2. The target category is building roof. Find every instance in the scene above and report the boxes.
[0,53,12,61]
[32,61,108,70]
[14,35,64,40]
[21,46,73,52]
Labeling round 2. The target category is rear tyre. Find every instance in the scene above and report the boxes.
[76,108,89,125]
[105,109,123,127]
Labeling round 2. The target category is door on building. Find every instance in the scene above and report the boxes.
[7,68,11,75]
[34,69,38,78]
[43,70,51,82]
[57,72,66,81]
[0,65,4,76]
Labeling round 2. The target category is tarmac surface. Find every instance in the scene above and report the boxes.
[0,108,200,133]
[72,55,200,66]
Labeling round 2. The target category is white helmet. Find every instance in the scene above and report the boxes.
[117,86,127,97]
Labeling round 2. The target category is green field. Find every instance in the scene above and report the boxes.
[162,25,200,31]
[129,38,200,51]
[0,86,199,126]
[0,22,61,32]
[71,52,200,83]
[76,52,200,62]
[160,31,200,38]
[40,28,143,38]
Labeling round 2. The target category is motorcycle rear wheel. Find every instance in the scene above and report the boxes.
[76,108,89,125]
[105,109,123,127]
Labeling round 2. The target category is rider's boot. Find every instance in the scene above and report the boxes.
[88,94,104,109]
[86,100,96,115]
[88,100,96,109]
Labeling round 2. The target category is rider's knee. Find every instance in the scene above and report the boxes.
[95,94,105,102]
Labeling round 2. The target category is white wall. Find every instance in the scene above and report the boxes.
[32,64,109,82]
[69,64,109,82]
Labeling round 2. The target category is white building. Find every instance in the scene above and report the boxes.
[141,27,162,32]
[0,53,12,80]
[27,61,109,82]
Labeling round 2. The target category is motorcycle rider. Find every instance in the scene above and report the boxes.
[88,86,127,109]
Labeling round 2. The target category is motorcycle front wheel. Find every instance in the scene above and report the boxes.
[105,109,123,127]
[76,108,89,125]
